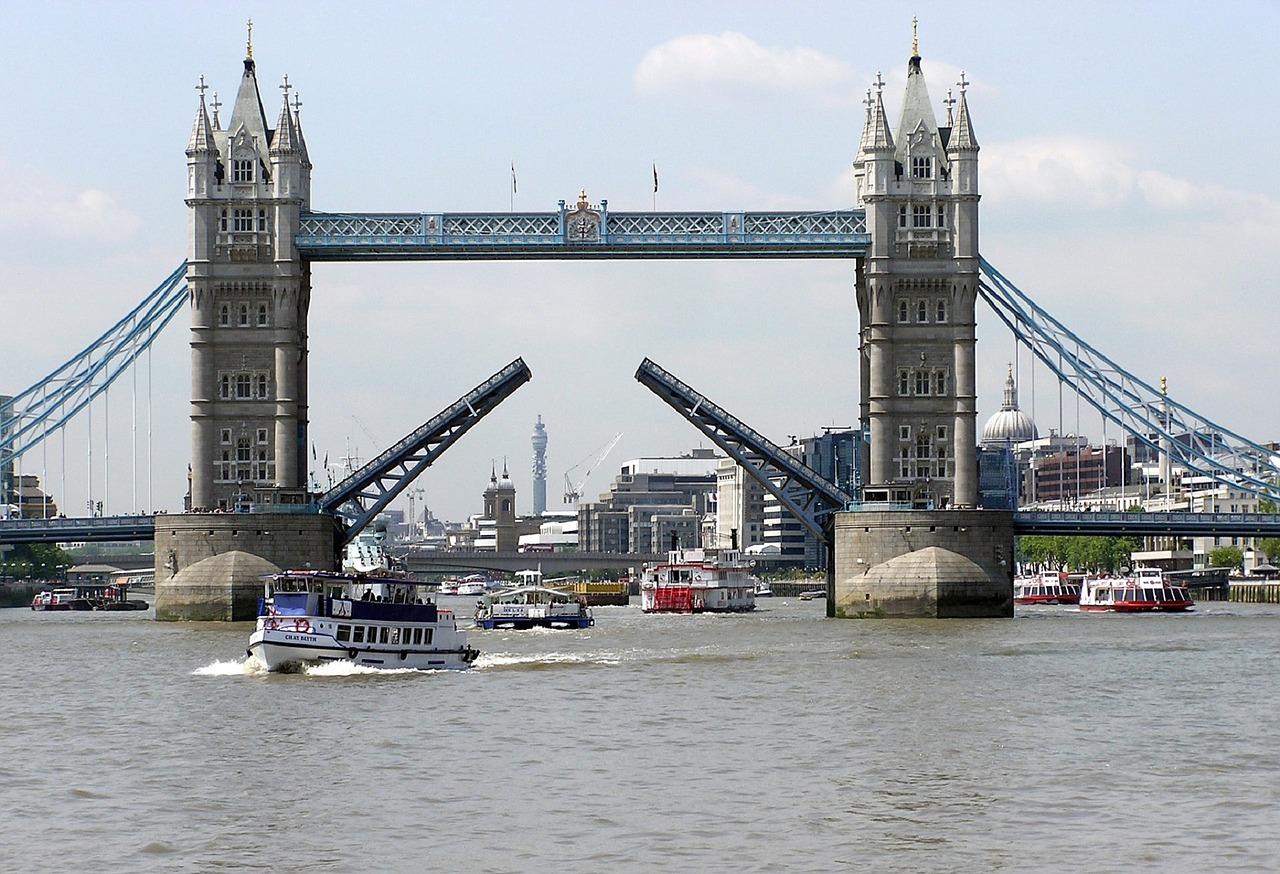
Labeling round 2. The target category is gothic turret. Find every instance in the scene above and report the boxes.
[854,24,980,509]
[185,24,312,511]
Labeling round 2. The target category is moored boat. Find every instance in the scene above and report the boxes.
[247,570,479,671]
[640,546,756,613]
[1079,567,1194,613]
[1014,572,1081,605]
[31,583,148,611]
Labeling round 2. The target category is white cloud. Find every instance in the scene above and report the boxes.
[634,32,855,104]
[982,136,1280,227]
[0,157,140,242]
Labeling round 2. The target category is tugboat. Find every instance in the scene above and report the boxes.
[640,544,756,614]
[247,570,479,671]
[1078,567,1194,613]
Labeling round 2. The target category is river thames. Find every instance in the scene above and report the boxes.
[3,596,1278,873]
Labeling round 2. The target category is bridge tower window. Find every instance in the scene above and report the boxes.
[898,300,909,323]
[898,369,910,396]
[257,303,268,326]
[914,371,929,396]
[233,209,253,232]
[911,156,933,179]
[255,374,269,399]
[936,300,948,322]
[934,370,948,396]
[898,205,908,228]
[232,158,254,183]
[218,304,230,327]
[912,204,933,228]
[238,304,249,326]
[917,300,928,322]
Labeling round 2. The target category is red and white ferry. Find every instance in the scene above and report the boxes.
[1078,567,1194,613]
[1014,571,1081,605]
[640,547,756,614]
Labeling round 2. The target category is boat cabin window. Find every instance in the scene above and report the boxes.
[390,628,400,645]
[412,628,423,645]
[336,624,351,642]
[352,626,365,643]
[380,627,390,644]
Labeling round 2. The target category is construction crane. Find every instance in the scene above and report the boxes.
[564,432,623,505]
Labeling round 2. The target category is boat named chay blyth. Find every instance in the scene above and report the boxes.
[1078,567,1194,613]
[247,570,479,672]
[640,546,756,613]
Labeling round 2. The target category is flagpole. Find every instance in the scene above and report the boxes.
[652,162,658,211]
[510,163,516,212]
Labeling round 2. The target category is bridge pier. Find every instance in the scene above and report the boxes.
[154,511,334,620]
[831,509,1013,618]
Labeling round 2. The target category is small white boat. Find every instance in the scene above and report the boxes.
[640,546,756,613]
[455,574,489,596]
[474,580,593,630]
[1014,571,1081,605]
[753,579,773,597]
[247,570,479,671]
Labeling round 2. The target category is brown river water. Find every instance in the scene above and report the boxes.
[3,595,1278,873]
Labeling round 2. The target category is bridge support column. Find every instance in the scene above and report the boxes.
[831,509,1013,618]
[154,511,335,620]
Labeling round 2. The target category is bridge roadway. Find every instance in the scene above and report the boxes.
[6,510,1280,547]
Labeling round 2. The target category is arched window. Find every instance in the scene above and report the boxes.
[257,303,268,327]
[917,300,928,322]
[218,304,230,327]
[934,370,948,396]
[898,300,909,323]
[238,304,249,326]
[936,300,947,322]
[219,209,228,232]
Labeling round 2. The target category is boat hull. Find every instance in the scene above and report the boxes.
[248,627,477,671]
[475,615,593,630]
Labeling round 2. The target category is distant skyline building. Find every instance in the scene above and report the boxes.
[531,415,547,515]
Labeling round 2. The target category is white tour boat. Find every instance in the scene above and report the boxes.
[1078,567,1194,613]
[640,546,756,613]
[247,570,479,671]
[1014,571,1081,605]
[474,570,593,630]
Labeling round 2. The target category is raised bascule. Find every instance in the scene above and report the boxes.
[4,27,1279,618]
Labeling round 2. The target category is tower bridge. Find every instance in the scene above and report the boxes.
[3,34,1278,619]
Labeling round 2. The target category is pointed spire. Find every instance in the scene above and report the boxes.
[949,73,979,151]
[894,46,941,164]
[861,73,894,153]
[187,76,216,155]
[227,27,271,155]
[291,91,310,164]
[271,75,300,153]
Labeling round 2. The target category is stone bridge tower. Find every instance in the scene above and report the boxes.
[185,34,312,511]
[854,40,979,509]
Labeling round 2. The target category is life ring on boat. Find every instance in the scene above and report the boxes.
[294,618,311,633]
[264,617,278,630]
[399,650,408,661]
[347,648,358,659]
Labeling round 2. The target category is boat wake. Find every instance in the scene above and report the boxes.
[192,657,266,677]
[475,651,621,671]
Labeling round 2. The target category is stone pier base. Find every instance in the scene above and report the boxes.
[832,509,1014,618]
[154,511,336,621]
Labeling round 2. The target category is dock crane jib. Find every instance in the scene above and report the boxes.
[564,432,623,505]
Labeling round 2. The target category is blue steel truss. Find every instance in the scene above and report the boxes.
[978,258,1280,504]
[319,358,532,545]
[296,205,868,260]
[1,263,188,464]
[635,358,854,542]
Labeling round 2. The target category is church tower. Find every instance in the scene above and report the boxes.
[483,462,518,550]
[186,26,312,510]
[853,31,979,508]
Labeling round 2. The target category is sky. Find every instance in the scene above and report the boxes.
[2,0,1279,523]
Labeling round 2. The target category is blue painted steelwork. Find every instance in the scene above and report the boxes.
[1014,510,1280,537]
[978,258,1280,504]
[1,262,188,464]
[296,206,869,260]
[635,357,853,542]
[319,358,532,546]
[0,514,156,544]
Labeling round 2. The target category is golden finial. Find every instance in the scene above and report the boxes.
[246,18,254,59]
[578,189,588,207]
[912,16,918,56]
[1160,376,1167,395]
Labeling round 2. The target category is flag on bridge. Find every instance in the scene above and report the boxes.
[653,163,658,194]
[511,164,517,194]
